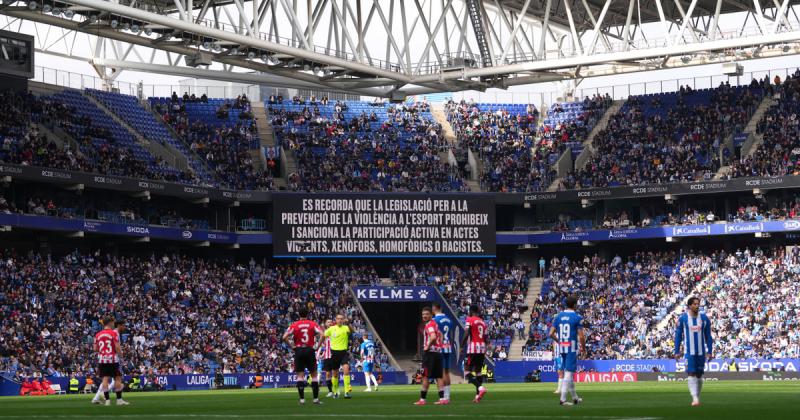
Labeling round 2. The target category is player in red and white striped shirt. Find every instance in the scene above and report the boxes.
[462,305,488,402]
[414,307,446,406]
[316,319,334,397]
[93,317,129,406]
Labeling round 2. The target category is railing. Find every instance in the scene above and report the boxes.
[32,66,261,100]
[450,65,800,106]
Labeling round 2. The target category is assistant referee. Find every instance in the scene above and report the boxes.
[324,313,352,399]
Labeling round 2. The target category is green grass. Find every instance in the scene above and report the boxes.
[2,382,798,419]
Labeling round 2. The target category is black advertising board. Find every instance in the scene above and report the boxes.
[272,193,496,258]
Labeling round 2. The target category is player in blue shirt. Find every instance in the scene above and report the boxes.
[548,296,585,406]
[674,296,713,407]
[432,303,452,402]
[359,334,379,392]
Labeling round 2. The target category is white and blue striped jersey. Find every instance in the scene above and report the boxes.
[674,312,713,357]
[433,313,453,353]
[360,339,376,362]
[553,310,583,355]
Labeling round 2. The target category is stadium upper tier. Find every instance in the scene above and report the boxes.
[269,98,467,192]
[3,73,800,196]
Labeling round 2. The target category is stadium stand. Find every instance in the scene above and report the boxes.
[271,98,467,192]
[151,94,277,190]
[566,82,763,189]
[0,253,392,377]
[729,71,800,178]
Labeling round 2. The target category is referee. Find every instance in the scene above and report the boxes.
[324,314,352,399]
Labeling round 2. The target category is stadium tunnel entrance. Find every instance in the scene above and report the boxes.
[361,301,427,364]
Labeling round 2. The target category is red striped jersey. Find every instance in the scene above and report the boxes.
[94,328,120,364]
[285,320,322,348]
[423,319,442,353]
[316,336,332,360]
[465,316,487,354]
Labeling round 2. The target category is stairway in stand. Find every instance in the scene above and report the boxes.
[508,277,544,361]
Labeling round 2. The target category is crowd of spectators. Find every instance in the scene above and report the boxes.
[526,248,800,360]
[526,253,684,359]
[638,247,800,359]
[0,90,195,184]
[0,252,389,378]
[565,82,762,189]
[155,94,276,190]
[729,71,800,179]
[445,99,552,192]
[273,99,466,192]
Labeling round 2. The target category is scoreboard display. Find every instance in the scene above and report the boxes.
[273,193,496,258]
[0,30,33,79]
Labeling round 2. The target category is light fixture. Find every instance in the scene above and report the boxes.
[144,27,152,36]
[203,41,212,50]
[121,22,130,31]
[783,45,791,53]
[261,53,268,61]
[63,9,74,18]
[89,15,98,24]
[131,24,139,32]
[42,4,51,13]
[303,64,310,71]
[110,19,119,29]
[27,1,37,10]
[212,43,221,52]
[247,51,256,59]
[230,47,239,55]
[52,7,61,15]
[681,56,691,64]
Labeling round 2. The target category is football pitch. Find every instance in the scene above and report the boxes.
[2,382,797,420]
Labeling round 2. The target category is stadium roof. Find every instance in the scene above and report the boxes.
[3,0,800,97]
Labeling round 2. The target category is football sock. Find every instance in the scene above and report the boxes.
[311,381,319,399]
[697,377,703,396]
[371,374,379,388]
[688,377,699,400]
[115,391,122,400]
[438,390,444,399]
[556,378,563,392]
[475,375,484,393]
[326,379,333,392]
[297,381,306,399]
[561,372,572,402]
[569,379,578,399]
[444,385,450,399]
[332,376,339,394]
[343,374,350,392]
[104,391,110,400]
[364,373,370,388]
[420,390,427,400]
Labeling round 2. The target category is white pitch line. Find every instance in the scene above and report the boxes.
[0,415,663,420]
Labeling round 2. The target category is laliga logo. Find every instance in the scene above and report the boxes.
[417,289,429,299]
[622,373,635,382]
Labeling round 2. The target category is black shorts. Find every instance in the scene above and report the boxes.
[465,354,486,373]
[328,350,350,370]
[422,351,443,379]
[322,358,334,371]
[98,363,121,378]
[294,347,317,373]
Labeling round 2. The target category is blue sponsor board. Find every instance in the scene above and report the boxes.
[494,359,800,382]
[1,372,408,395]
[496,220,800,245]
[0,214,252,245]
